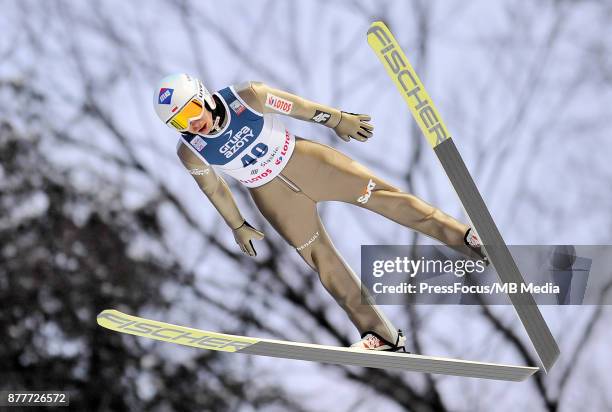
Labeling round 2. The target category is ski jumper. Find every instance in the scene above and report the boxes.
[178,82,473,344]
[179,86,295,187]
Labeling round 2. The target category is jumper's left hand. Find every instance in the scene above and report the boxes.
[333,112,373,142]
[233,221,265,257]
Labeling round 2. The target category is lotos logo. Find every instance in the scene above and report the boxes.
[158,88,174,105]
[275,130,292,165]
[240,168,273,184]
[357,179,376,204]
[265,93,293,114]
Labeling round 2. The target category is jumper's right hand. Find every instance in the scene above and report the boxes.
[333,111,374,142]
[232,221,265,257]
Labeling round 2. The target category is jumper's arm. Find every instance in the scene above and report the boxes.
[236,81,374,142]
[177,142,244,229]
[176,142,264,256]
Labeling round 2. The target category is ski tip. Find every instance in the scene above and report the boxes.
[368,20,387,29]
[96,309,123,327]
[366,21,389,37]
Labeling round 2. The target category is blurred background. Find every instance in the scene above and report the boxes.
[1,0,611,410]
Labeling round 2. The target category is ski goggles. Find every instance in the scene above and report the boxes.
[167,97,205,131]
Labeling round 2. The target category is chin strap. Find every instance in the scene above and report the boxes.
[206,95,224,134]
[210,115,221,133]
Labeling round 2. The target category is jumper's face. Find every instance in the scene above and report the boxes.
[187,106,214,135]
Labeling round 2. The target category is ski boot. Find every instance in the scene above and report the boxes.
[464,228,489,265]
[350,329,407,352]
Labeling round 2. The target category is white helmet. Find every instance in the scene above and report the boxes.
[153,73,216,131]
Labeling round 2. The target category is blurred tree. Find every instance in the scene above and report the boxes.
[0,94,301,411]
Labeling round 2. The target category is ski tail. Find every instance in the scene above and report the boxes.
[434,138,560,370]
[366,21,559,372]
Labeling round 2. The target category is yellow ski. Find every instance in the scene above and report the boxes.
[98,309,537,381]
[367,21,559,372]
